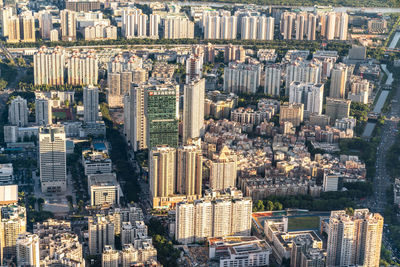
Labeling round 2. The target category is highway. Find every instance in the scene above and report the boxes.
[367,74,400,260]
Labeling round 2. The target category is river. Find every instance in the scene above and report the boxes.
[362,65,394,137]
[389,32,400,49]
[373,90,390,113]
[381,64,394,86]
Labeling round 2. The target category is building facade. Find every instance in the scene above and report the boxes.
[39,125,67,193]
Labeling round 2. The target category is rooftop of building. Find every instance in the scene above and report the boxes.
[82,149,110,162]
[0,164,13,175]
[208,236,271,258]
[88,173,119,187]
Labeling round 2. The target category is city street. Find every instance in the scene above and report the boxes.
[368,78,400,260]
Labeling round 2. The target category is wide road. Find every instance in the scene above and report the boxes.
[372,76,400,213]
[372,117,398,213]
[367,76,400,261]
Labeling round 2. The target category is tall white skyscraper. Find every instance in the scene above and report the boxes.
[149,146,176,200]
[175,195,252,244]
[183,79,205,142]
[176,145,203,196]
[35,98,52,126]
[137,13,147,37]
[337,12,349,40]
[39,125,67,193]
[231,198,253,236]
[208,146,237,190]
[285,60,322,93]
[257,16,274,40]
[122,8,138,37]
[1,205,27,263]
[264,65,282,96]
[295,13,306,40]
[289,82,324,118]
[324,12,337,40]
[307,13,317,40]
[67,51,98,85]
[194,200,212,241]
[39,11,52,40]
[242,15,267,40]
[321,12,348,41]
[330,64,348,99]
[18,13,35,42]
[122,8,148,38]
[241,16,257,40]
[8,96,28,127]
[204,15,221,39]
[149,143,202,208]
[124,85,147,151]
[60,9,76,41]
[220,16,237,39]
[149,14,160,38]
[0,7,12,37]
[163,17,194,39]
[34,46,65,86]
[224,62,261,94]
[280,12,296,40]
[281,12,318,40]
[16,233,40,267]
[186,54,203,84]
[83,85,99,123]
[326,209,383,267]
[175,202,195,244]
[88,215,115,255]
[212,199,232,237]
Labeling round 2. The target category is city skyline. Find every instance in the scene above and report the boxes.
[0,0,397,266]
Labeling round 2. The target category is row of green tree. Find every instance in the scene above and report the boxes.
[3,38,350,53]
[18,193,54,231]
[179,0,400,7]
[18,82,84,93]
[100,103,140,203]
[253,182,373,212]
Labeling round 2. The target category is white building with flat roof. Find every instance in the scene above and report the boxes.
[323,172,340,192]
[0,164,13,185]
[88,173,120,207]
[208,236,272,267]
[82,149,112,175]
[0,184,18,204]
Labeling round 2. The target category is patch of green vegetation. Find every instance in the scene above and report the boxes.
[254,183,372,212]
[18,83,84,92]
[288,216,320,231]
[0,60,17,84]
[148,218,180,267]
[237,93,288,108]
[339,138,380,179]
[350,102,370,122]
[20,194,55,230]
[52,111,67,120]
